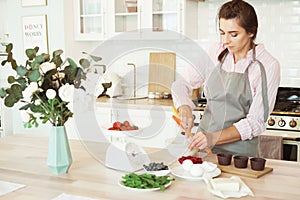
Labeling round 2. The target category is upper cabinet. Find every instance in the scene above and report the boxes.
[74,0,199,41]
[74,0,107,40]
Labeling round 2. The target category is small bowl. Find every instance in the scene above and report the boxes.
[250,157,266,171]
[233,156,249,168]
[217,153,233,166]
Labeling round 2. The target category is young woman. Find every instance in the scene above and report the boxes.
[171,0,280,157]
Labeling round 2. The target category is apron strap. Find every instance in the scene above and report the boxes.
[252,46,269,122]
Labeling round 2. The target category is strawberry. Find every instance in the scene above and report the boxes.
[108,127,115,130]
[113,121,121,129]
[123,120,130,127]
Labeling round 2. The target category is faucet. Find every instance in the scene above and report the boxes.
[127,63,136,98]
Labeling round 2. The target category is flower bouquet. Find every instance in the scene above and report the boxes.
[0,43,101,174]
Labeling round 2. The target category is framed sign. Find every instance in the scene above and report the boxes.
[22,0,47,7]
[22,15,49,53]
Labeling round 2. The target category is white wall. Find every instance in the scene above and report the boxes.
[2,0,300,136]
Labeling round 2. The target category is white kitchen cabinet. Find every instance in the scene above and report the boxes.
[74,0,199,41]
[74,0,107,40]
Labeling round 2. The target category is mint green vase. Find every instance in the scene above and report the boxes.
[47,126,72,174]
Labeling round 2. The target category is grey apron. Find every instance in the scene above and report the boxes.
[198,47,269,157]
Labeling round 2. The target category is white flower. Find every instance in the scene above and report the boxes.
[46,89,56,99]
[58,83,74,102]
[22,82,39,101]
[39,62,56,74]
[20,110,30,122]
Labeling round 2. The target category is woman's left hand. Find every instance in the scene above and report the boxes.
[188,131,208,151]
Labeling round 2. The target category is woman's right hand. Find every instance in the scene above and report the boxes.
[178,105,194,133]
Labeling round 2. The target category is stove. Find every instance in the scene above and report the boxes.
[267,87,300,132]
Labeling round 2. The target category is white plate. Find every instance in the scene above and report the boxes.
[171,164,221,181]
[143,168,171,176]
[118,179,172,192]
[101,124,142,137]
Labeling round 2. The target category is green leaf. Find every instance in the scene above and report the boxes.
[11,84,22,92]
[16,65,27,77]
[25,48,37,60]
[16,77,27,86]
[19,103,32,110]
[28,70,40,82]
[0,88,6,98]
[7,76,15,84]
[82,52,102,62]
[4,94,17,107]
[34,55,45,63]
[34,46,39,53]
[79,58,90,69]
[67,58,77,69]
[53,49,63,57]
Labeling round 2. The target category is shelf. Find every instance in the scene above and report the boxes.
[115,12,138,16]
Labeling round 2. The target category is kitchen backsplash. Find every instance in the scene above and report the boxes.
[107,0,300,96]
[200,0,300,87]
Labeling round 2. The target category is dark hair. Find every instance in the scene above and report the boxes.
[217,0,258,61]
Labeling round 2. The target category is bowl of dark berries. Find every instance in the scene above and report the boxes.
[143,162,170,176]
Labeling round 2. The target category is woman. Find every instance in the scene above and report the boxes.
[171,0,280,157]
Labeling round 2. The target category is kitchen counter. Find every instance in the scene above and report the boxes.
[96,96,204,111]
[0,134,300,199]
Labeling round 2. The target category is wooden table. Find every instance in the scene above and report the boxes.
[0,134,299,200]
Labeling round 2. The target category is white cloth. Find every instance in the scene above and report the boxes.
[52,193,100,200]
[206,176,254,199]
[0,180,25,196]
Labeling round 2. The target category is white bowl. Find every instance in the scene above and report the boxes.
[143,167,171,176]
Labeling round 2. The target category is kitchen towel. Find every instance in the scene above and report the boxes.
[52,193,101,200]
[258,135,283,159]
[0,180,25,196]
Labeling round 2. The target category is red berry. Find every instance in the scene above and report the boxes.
[113,122,121,129]
[123,121,130,127]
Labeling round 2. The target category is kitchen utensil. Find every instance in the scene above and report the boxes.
[171,114,212,154]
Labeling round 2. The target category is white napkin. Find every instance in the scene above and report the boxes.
[52,193,100,200]
[0,180,25,196]
[206,176,254,199]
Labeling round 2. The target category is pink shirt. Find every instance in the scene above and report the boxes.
[171,43,281,140]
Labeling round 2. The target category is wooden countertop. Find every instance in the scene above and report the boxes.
[0,134,300,199]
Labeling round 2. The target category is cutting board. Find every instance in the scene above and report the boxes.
[148,52,176,93]
[217,164,273,178]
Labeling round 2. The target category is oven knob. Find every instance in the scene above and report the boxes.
[289,119,297,128]
[278,118,286,127]
[268,117,275,126]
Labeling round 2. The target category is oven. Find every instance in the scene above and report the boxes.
[265,87,300,162]
[192,87,300,162]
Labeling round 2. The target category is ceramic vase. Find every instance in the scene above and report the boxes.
[47,126,73,174]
